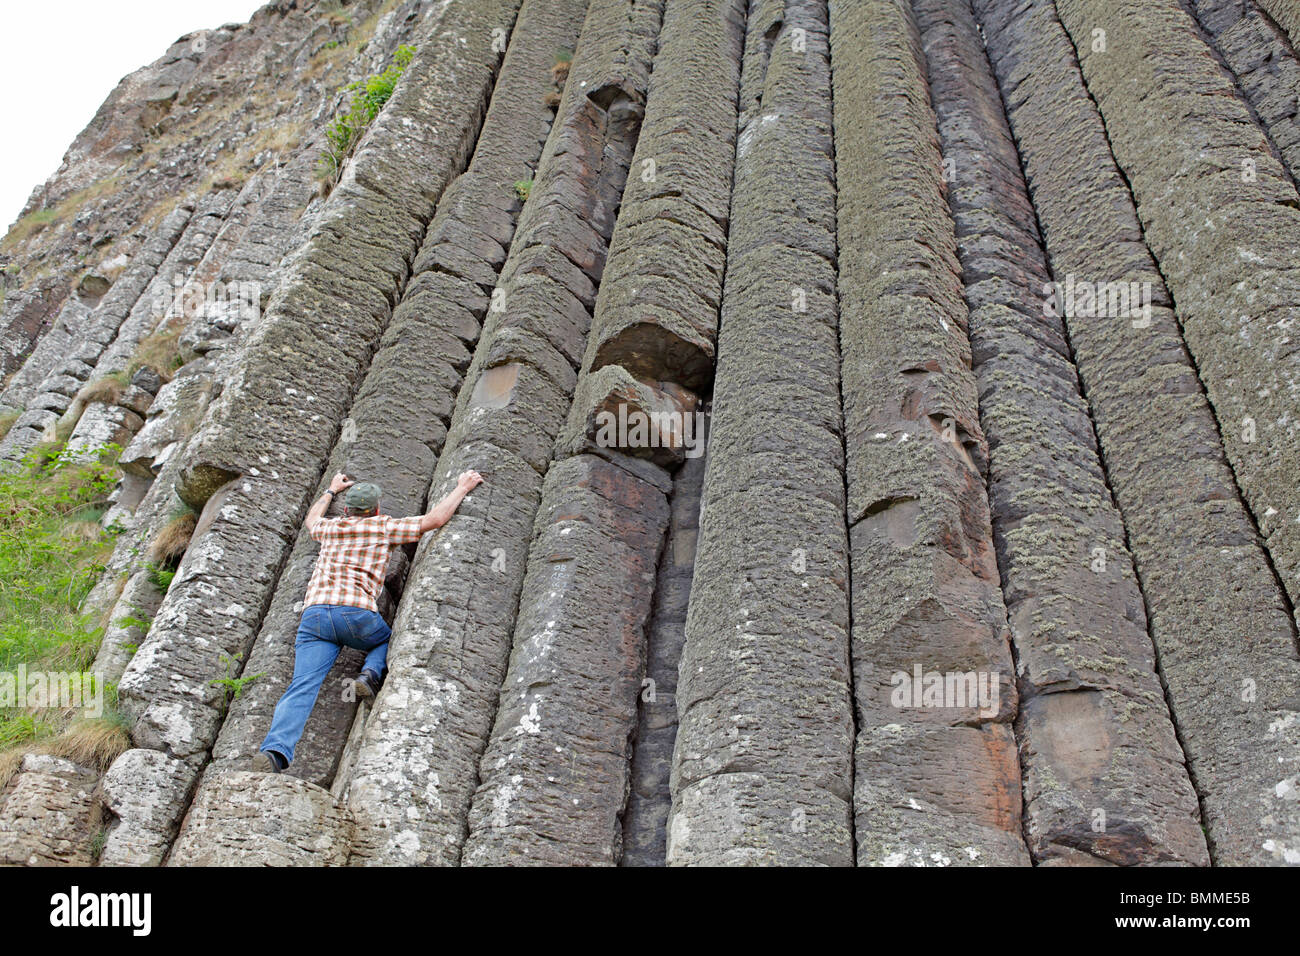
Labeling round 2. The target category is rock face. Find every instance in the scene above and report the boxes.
[4,0,1300,866]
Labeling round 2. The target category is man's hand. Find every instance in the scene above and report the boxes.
[329,473,355,494]
[420,470,485,533]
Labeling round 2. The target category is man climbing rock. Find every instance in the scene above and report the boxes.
[253,469,484,773]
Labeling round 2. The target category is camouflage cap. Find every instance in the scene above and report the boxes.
[343,481,382,513]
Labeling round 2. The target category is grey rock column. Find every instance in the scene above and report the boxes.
[1188,0,1300,185]
[1054,0,1300,627]
[914,0,1207,865]
[460,0,743,866]
[103,0,525,864]
[345,0,664,866]
[974,0,1300,865]
[831,0,1029,866]
[622,411,708,866]
[186,0,589,798]
[667,0,855,867]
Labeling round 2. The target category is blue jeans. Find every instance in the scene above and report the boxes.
[260,603,391,765]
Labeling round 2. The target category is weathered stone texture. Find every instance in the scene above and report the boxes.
[1189,0,1300,184]
[188,0,589,807]
[168,771,352,866]
[668,0,854,867]
[1054,0,1300,623]
[106,0,526,860]
[914,0,1207,865]
[622,411,707,866]
[462,455,670,864]
[0,755,99,866]
[98,748,195,867]
[831,0,1028,866]
[345,0,664,866]
[974,0,1300,864]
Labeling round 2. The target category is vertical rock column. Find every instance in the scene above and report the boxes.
[344,0,664,866]
[1054,0,1300,623]
[667,0,855,867]
[1187,0,1300,184]
[460,0,744,866]
[185,0,589,797]
[101,0,524,866]
[0,205,193,461]
[973,0,1300,865]
[913,0,1207,865]
[1257,0,1300,49]
[622,411,708,866]
[65,190,238,460]
[831,0,1029,866]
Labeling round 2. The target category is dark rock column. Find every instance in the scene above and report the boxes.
[622,410,708,866]
[185,0,589,801]
[831,0,1029,866]
[344,0,665,866]
[103,0,526,864]
[913,0,1207,865]
[974,0,1300,865]
[1053,0,1300,628]
[667,0,855,867]
[1187,0,1300,185]
[459,0,743,866]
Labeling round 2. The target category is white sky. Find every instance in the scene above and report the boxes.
[0,1,265,231]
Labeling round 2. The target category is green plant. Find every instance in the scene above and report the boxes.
[90,826,109,862]
[513,179,534,202]
[146,563,176,594]
[317,44,417,189]
[209,651,264,713]
[0,444,120,676]
[115,611,152,635]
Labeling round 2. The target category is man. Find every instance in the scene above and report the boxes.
[254,468,484,773]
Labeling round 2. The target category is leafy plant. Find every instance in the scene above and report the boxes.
[317,45,417,189]
[209,651,264,714]
[513,179,534,202]
[146,563,176,594]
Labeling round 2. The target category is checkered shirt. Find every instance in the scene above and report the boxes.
[304,513,425,612]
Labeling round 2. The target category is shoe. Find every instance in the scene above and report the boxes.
[354,669,382,701]
[252,750,286,773]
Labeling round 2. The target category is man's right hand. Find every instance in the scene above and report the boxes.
[457,470,484,492]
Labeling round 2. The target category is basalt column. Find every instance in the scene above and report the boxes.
[102,0,524,864]
[667,0,856,867]
[914,0,1207,865]
[344,0,665,866]
[973,0,1300,864]
[163,0,591,864]
[1187,0,1300,185]
[830,0,1029,866]
[1054,0,1300,626]
[460,0,744,866]
[622,409,709,866]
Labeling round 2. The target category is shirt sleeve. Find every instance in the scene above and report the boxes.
[387,515,425,545]
[310,516,337,543]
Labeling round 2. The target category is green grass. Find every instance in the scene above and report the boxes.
[317,44,416,189]
[0,443,124,762]
[0,445,119,672]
